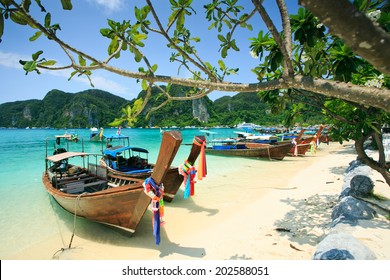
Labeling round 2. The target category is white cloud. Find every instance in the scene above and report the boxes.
[0,50,139,99]
[85,0,124,13]
[0,51,29,68]
[48,69,135,97]
[77,75,129,94]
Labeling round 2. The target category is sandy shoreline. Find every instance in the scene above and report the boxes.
[10,141,390,260]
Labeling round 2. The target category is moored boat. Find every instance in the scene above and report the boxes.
[90,127,105,142]
[42,131,182,234]
[99,133,205,202]
[55,132,79,143]
[205,138,293,160]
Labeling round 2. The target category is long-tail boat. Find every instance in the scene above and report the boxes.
[42,131,182,234]
[99,134,205,202]
[206,138,293,160]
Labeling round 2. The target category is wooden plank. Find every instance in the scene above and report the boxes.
[186,135,206,165]
[60,180,106,193]
[151,130,182,185]
[57,176,95,186]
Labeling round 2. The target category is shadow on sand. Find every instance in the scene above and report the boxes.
[48,195,206,260]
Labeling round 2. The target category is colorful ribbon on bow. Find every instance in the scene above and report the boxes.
[194,136,207,180]
[143,177,164,245]
[178,161,197,199]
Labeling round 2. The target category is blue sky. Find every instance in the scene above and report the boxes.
[0,0,298,104]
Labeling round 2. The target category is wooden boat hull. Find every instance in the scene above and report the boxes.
[90,135,105,142]
[42,130,183,235]
[288,142,312,156]
[245,142,294,160]
[42,173,150,233]
[206,142,293,160]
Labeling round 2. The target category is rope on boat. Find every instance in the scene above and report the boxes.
[52,192,87,258]
[68,192,87,248]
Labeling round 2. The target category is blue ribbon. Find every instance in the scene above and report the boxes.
[144,177,162,245]
[183,175,191,199]
[153,202,161,245]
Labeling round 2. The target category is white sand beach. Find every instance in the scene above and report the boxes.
[10,141,390,260]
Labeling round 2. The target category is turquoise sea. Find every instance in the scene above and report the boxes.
[0,127,239,259]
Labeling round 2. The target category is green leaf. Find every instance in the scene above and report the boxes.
[134,33,147,42]
[142,79,148,90]
[217,34,226,43]
[38,60,56,66]
[132,98,143,114]
[134,6,141,19]
[23,0,32,12]
[32,50,43,61]
[44,13,51,28]
[107,19,117,30]
[108,118,123,127]
[60,0,72,10]
[78,55,86,66]
[29,31,42,41]
[108,36,119,55]
[208,22,217,30]
[100,28,112,38]
[133,48,143,62]
[68,70,78,81]
[177,10,185,28]
[34,0,46,12]
[22,61,37,73]
[218,60,226,71]
[230,39,239,51]
[10,11,29,25]
[151,64,158,72]
[0,0,13,7]
[221,46,228,58]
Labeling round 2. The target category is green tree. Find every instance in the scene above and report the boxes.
[253,1,390,185]
[0,0,389,184]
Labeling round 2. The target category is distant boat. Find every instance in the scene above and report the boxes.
[234,131,278,144]
[160,127,180,134]
[236,122,256,131]
[90,127,105,142]
[55,132,79,143]
[205,138,293,160]
[42,130,182,234]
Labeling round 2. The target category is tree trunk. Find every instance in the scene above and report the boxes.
[354,135,390,187]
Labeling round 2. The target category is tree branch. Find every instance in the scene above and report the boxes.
[276,0,294,76]
[299,0,390,76]
[77,61,390,112]
[146,0,217,80]
[252,0,294,76]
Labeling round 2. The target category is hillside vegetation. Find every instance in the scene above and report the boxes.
[0,86,324,128]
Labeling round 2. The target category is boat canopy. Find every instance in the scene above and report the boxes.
[46,152,91,162]
[104,146,149,157]
[210,138,238,144]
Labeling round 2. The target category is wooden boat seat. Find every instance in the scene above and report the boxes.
[60,180,107,193]
[56,175,95,186]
